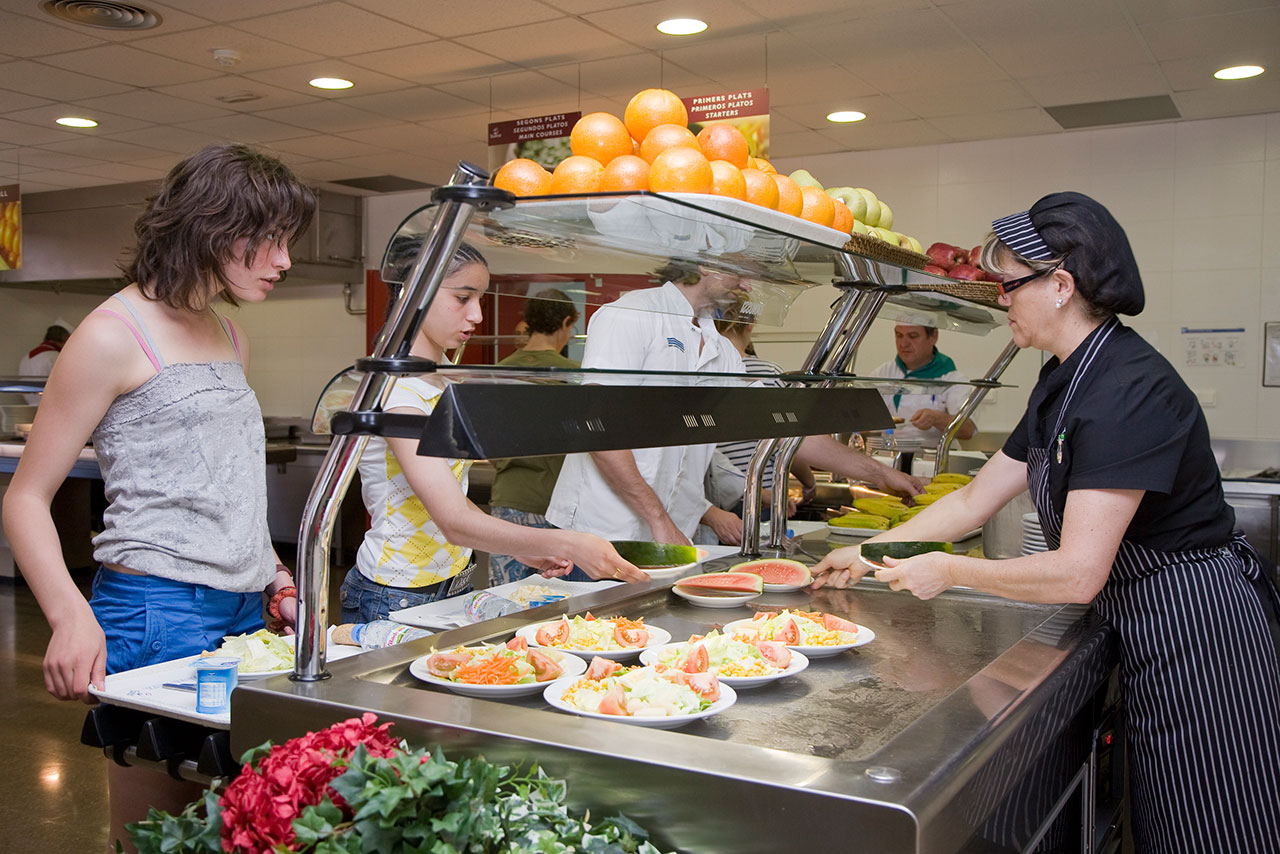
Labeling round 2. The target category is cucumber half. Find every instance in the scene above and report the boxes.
[859,541,953,567]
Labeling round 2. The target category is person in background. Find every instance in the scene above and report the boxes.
[1,143,315,852]
[487,289,585,585]
[341,246,647,624]
[17,323,71,404]
[707,302,817,520]
[547,261,923,547]
[813,192,1280,853]
[868,323,977,444]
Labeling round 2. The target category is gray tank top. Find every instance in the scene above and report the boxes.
[91,294,273,593]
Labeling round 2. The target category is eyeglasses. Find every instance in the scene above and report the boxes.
[997,262,1062,297]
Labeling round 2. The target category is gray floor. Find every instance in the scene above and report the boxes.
[1,573,111,853]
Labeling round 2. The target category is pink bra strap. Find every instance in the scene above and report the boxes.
[213,312,242,361]
[92,308,163,373]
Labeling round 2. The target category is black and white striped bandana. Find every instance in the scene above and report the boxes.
[991,210,1054,261]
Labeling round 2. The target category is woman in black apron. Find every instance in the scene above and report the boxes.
[814,192,1280,853]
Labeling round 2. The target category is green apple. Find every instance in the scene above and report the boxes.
[877,201,894,231]
[901,235,924,254]
[849,218,871,235]
[826,187,867,222]
[789,169,824,190]
[854,188,880,226]
[872,226,900,243]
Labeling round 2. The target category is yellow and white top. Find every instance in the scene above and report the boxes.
[354,376,472,588]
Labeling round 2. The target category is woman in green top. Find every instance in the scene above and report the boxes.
[488,289,586,584]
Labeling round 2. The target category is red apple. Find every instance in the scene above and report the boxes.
[926,242,966,270]
[981,268,1005,283]
[948,264,983,281]
[922,264,949,276]
[971,245,983,267]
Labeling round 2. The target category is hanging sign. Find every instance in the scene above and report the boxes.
[488,111,582,173]
[0,184,20,270]
[682,88,770,161]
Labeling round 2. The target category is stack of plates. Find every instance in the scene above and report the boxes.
[1021,512,1048,555]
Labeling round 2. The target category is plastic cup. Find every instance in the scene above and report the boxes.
[194,657,239,714]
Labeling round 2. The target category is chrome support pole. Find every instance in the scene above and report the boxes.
[933,339,1019,476]
[293,162,490,681]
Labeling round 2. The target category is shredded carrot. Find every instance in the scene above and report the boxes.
[612,616,646,631]
[452,652,523,685]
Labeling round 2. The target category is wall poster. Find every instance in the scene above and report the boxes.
[0,183,20,270]
[1264,322,1280,387]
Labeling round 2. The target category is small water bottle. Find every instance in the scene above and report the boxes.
[351,620,432,649]
[462,590,523,623]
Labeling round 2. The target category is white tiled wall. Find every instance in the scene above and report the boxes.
[771,111,1280,441]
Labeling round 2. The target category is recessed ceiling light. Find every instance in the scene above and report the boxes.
[826,111,866,123]
[656,18,707,35]
[309,77,354,90]
[1214,65,1264,80]
[56,116,98,128]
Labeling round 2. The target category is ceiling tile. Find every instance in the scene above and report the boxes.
[787,95,918,128]
[339,123,471,154]
[455,17,634,66]
[346,41,520,86]
[39,135,173,161]
[946,0,1130,43]
[1139,7,1280,61]
[103,124,231,154]
[1173,77,1280,121]
[768,129,855,159]
[73,89,231,123]
[985,29,1152,78]
[270,134,389,161]
[0,118,81,146]
[893,79,1036,118]
[0,148,106,171]
[0,60,132,101]
[7,170,107,190]
[244,60,418,97]
[227,2,435,56]
[652,33,773,83]
[0,9,105,57]
[251,101,402,134]
[0,88,55,113]
[70,161,170,182]
[154,77,320,112]
[176,113,319,142]
[1120,0,1274,26]
[821,118,953,150]
[3,104,152,135]
[419,113,493,142]
[39,43,218,88]
[343,0,564,38]
[153,0,321,22]
[839,47,1009,93]
[930,107,1060,140]
[130,24,323,72]
[340,87,494,122]
[766,66,880,110]
[582,0,770,52]
[15,1,213,41]
[540,54,663,99]
[1020,66,1170,106]
[434,71,585,113]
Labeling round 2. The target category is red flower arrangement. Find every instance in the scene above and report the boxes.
[218,713,398,853]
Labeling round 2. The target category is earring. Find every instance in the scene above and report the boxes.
[1055,299,1063,309]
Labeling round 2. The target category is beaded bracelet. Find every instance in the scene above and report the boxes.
[268,585,297,619]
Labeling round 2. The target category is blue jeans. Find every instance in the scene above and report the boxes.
[338,566,474,624]
[89,567,264,675]
[487,505,593,585]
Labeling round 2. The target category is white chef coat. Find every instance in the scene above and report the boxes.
[17,348,58,405]
[546,282,745,541]
[867,357,971,445]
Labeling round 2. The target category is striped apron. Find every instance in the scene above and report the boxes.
[1028,326,1280,853]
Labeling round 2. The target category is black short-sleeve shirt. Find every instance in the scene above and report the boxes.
[1003,322,1234,551]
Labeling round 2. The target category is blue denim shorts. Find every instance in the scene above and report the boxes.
[89,567,264,675]
[338,566,474,624]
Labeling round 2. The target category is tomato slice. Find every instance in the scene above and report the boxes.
[754,640,792,669]
[527,649,563,682]
[774,617,800,645]
[506,635,528,652]
[679,644,710,673]
[586,656,622,680]
[598,684,629,716]
[614,625,650,648]
[822,613,860,634]
[535,618,570,646]
[679,671,721,702]
[425,651,471,679]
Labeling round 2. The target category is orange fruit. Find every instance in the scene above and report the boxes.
[831,199,854,234]
[741,168,780,209]
[772,173,803,216]
[624,87,689,143]
[549,155,604,194]
[708,160,747,200]
[648,147,714,194]
[639,123,699,164]
[599,154,651,191]
[493,158,552,196]
[751,157,776,174]
[799,185,837,226]
[696,124,750,169]
[569,112,633,166]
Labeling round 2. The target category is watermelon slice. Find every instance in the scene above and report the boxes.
[674,571,764,594]
[729,558,812,586]
[611,540,698,567]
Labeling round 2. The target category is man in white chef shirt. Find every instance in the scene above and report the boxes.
[867,324,976,444]
[547,264,923,546]
[17,322,71,405]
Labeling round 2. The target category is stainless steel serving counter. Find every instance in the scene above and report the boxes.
[234,533,1118,854]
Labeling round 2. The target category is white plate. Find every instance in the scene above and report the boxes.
[408,648,586,698]
[638,642,810,688]
[670,585,762,608]
[542,673,737,729]
[634,547,709,582]
[723,617,876,659]
[515,620,672,660]
[826,523,894,538]
[761,575,813,593]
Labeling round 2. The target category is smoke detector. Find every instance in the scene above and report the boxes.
[211,48,242,68]
[41,1,161,30]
